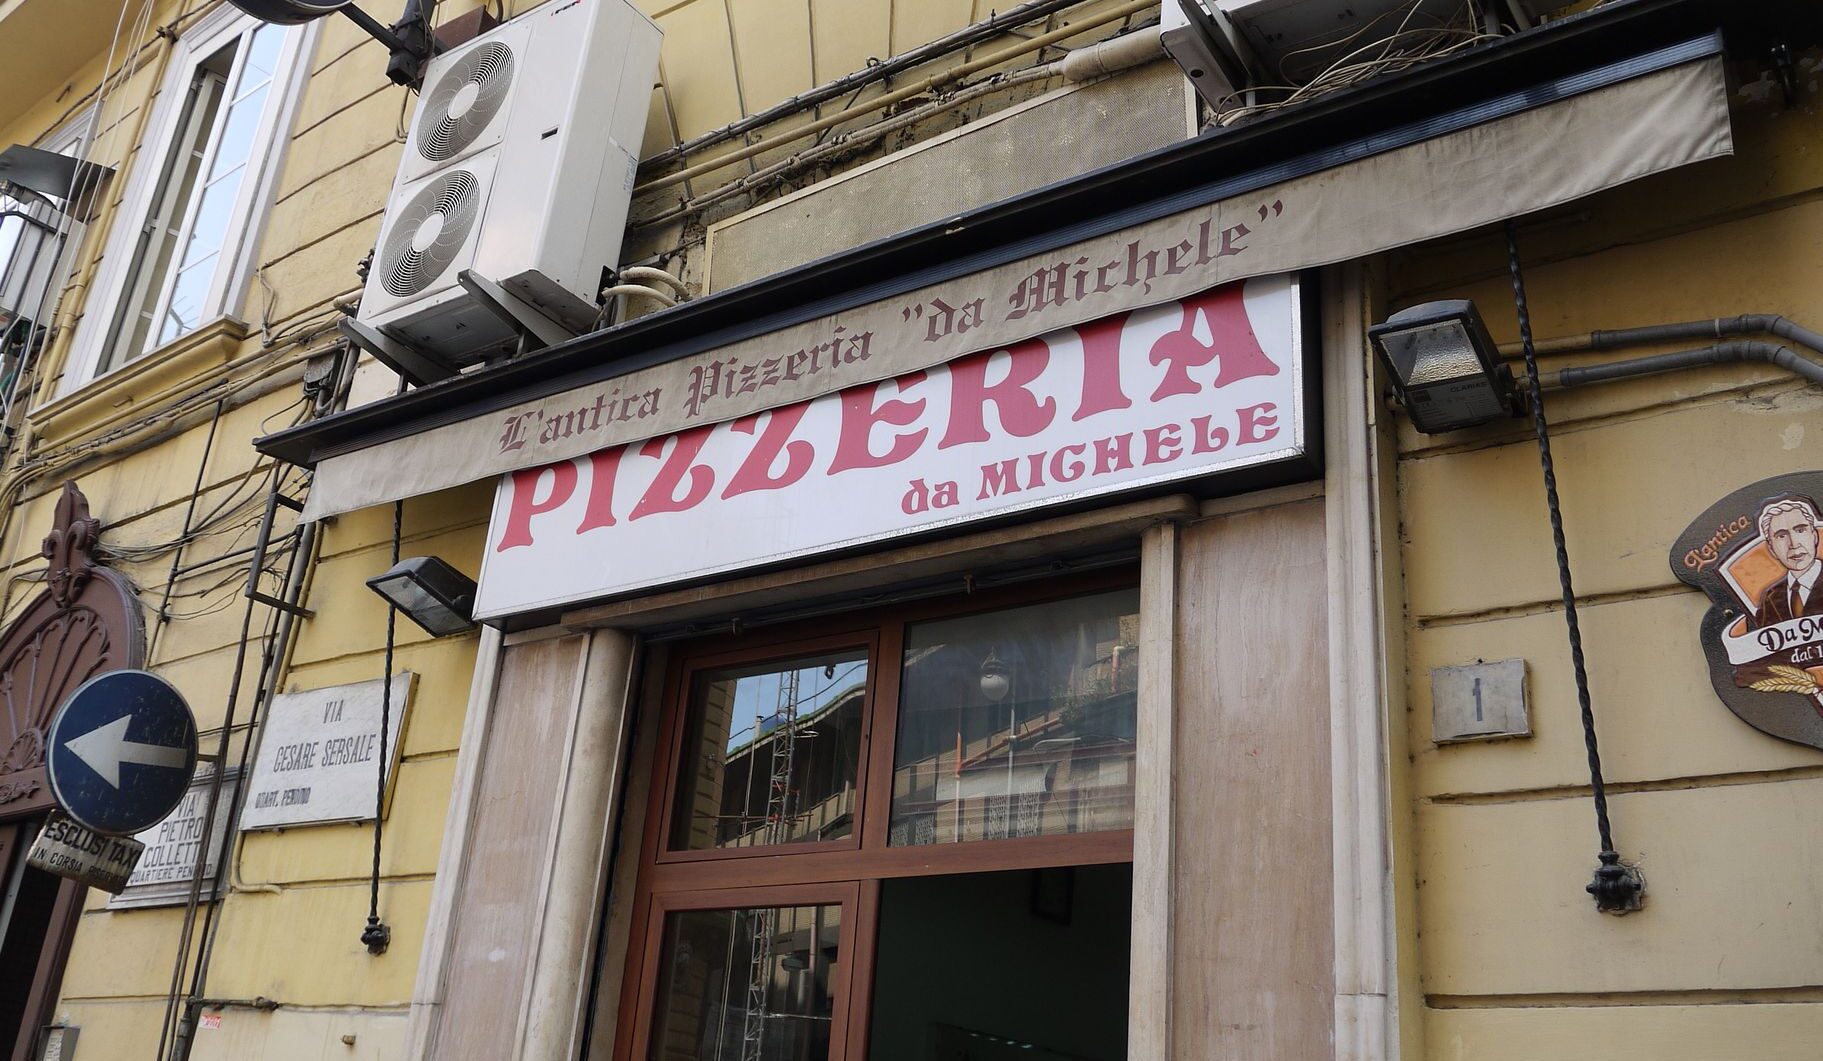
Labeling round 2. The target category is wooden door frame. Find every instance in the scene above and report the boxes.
[624,881,865,1061]
[615,572,1141,1061]
[7,875,82,1061]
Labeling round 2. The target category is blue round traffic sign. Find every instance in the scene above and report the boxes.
[46,670,198,836]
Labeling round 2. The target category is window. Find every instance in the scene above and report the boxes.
[617,579,1139,1061]
[66,11,306,387]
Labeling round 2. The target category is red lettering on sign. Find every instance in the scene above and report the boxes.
[722,406,815,499]
[1148,285,1279,401]
[1072,314,1131,422]
[1092,433,1134,475]
[978,459,1023,500]
[1142,423,1183,466]
[828,374,929,474]
[496,463,577,551]
[576,449,625,532]
[939,339,1056,449]
[1236,401,1280,445]
[1188,415,1230,453]
[630,427,716,521]
[1050,443,1088,483]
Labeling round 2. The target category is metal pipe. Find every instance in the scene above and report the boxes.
[635,0,1156,196]
[601,283,676,307]
[634,61,1063,231]
[618,266,690,298]
[1500,314,1823,358]
[166,345,354,1060]
[1543,339,1823,390]
[641,0,1103,172]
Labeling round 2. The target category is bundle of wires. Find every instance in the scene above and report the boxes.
[1212,0,1503,128]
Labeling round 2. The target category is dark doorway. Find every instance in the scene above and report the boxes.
[0,823,63,1052]
[868,864,1132,1061]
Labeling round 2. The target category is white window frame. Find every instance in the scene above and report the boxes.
[59,6,314,396]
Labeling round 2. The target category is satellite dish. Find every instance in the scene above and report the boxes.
[223,0,356,24]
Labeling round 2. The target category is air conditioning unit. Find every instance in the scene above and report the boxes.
[1165,0,1476,108]
[356,0,661,366]
[1217,0,1469,84]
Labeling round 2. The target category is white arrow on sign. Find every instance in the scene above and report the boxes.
[65,715,188,788]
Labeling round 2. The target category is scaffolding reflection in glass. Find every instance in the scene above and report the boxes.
[671,650,868,852]
[888,589,1139,846]
[651,904,841,1061]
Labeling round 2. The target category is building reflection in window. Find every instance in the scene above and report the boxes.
[671,650,868,851]
[652,904,841,1061]
[889,588,1139,846]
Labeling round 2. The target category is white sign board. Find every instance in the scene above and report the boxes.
[240,674,413,830]
[478,275,1306,616]
[27,812,144,893]
[108,772,239,909]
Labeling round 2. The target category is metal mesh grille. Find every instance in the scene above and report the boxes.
[379,169,481,298]
[415,41,515,163]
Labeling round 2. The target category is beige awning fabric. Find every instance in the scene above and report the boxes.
[302,55,1731,521]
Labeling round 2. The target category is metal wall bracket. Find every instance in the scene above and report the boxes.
[246,490,315,619]
[457,270,583,351]
[337,316,460,388]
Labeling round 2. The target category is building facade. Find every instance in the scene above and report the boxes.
[0,0,1819,1059]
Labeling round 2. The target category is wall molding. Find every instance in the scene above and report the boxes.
[1322,263,1401,1061]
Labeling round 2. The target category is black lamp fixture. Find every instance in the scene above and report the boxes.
[366,555,477,636]
[1369,299,1520,434]
[225,0,435,86]
[1370,221,1645,915]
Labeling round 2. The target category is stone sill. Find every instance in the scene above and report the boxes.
[31,316,255,448]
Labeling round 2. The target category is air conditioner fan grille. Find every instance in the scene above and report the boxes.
[378,170,481,299]
[416,41,515,163]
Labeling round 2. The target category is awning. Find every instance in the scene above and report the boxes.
[956,764,1054,800]
[282,31,1732,522]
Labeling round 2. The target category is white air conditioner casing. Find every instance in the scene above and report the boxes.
[1214,0,1465,85]
[358,0,661,361]
[1160,0,1250,109]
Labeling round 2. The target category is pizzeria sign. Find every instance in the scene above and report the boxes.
[475,274,1309,618]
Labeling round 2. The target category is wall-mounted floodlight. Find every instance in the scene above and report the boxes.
[1369,299,1519,433]
[226,0,434,86]
[366,556,477,636]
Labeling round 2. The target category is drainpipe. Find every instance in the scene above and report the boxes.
[1542,340,1823,390]
[1501,315,1823,390]
[1501,314,1823,359]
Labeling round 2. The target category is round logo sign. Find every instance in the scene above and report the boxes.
[46,670,199,836]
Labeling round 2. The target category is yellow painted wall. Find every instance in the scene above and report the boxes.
[0,0,1167,1055]
[11,0,1816,1056]
[0,0,486,1050]
[1385,50,1823,1059]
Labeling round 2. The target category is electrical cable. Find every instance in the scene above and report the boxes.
[633,57,1067,232]
[168,558,294,1061]
[163,350,356,1061]
[1212,0,1498,126]
[636,0,1154,197]
[361,499,402,955]
[641,0,1098,173]
[155,547,270,1061]
[1504,219,1642,914]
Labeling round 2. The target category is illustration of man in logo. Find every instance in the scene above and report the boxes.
[1671,474,1823,749]
[1751,494,1823,627]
